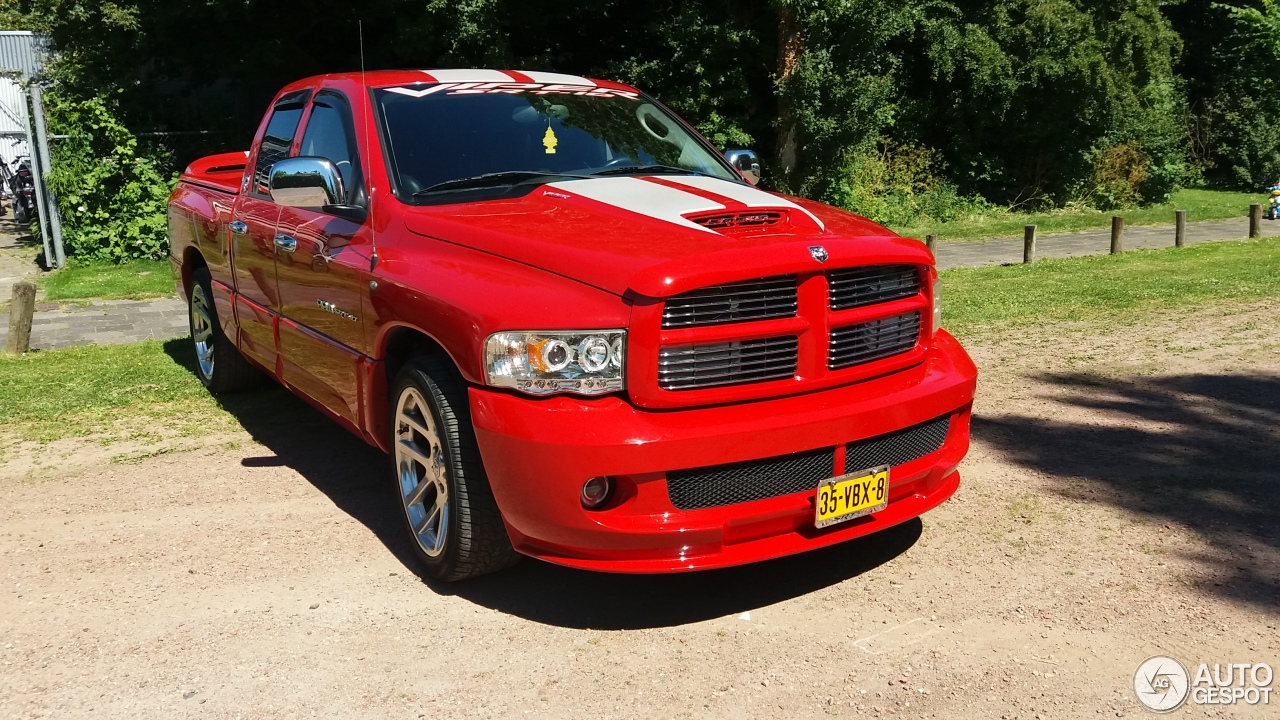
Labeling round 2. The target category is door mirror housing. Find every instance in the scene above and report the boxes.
[724,149,762,186]
[270,156,346,209]
[269,157,368,223]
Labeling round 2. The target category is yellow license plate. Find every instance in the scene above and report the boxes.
[815,466,890,529]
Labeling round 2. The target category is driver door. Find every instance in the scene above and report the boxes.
[273,92,373,429]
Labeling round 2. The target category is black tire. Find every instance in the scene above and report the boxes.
[390,355,520,581]
[188,267,260,394]
[13,202,26,224]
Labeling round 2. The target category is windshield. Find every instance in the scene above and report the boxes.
[373,84,739,198]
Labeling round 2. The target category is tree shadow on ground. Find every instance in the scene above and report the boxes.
[0,219,41,248]
[162,339,919,629]
[0,218,50,272]
[974,372,1280,609]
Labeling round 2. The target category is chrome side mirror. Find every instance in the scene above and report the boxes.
[269,157,345,208]
[724,149,762,186]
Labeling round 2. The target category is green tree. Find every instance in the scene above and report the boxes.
[1172,0,1280,187]
[894,0,1187,206]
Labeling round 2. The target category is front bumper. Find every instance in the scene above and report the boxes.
[469,330,978,573]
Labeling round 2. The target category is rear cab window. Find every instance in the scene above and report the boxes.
[250,90,310,197]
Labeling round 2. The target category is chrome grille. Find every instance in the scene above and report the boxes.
[829,312,921,370]
[662,276,797,329]
[828,265,920,310]
[658,336,798,391]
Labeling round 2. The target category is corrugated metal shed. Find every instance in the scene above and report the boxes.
[0,31,48,78]
[0,30,62,267]
[0,79,27,160]
[0,32,50,158]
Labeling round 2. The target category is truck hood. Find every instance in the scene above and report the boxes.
[402,175,932,297]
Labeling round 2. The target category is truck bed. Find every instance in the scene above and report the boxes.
[168,151,248,303]
[179,151,248,195]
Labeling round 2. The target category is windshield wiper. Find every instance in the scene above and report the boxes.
[589,164,699,177]
[412,170,589,196]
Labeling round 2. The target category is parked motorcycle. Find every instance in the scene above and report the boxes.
[8,157,36,224]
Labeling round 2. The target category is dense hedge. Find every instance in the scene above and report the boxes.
[44,88,173,262]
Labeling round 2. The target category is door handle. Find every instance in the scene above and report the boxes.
[228,220,248,235]
[273,234,298,253]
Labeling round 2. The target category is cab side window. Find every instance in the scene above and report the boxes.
[253,105,304,196]
[298,98,359,204]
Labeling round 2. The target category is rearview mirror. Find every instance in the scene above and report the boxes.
[270,157,346,208]
[724,149,762,186]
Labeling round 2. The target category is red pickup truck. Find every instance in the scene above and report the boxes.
[168,69,977,581]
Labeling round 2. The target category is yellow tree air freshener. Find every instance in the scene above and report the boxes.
[542,126,558,154]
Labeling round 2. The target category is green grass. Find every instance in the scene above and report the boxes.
[0,338,303,446]
[39,259,175,302]
[893,188,1262,241]
[0,340,221,440]
[940,236,1280,336]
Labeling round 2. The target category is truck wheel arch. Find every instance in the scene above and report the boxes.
[371,325,474,449]
[181,247,208,297]
[379,325,458,385]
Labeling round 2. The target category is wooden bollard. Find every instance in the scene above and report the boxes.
[6,281,35,355]
[1023,225,1037,264]
[1110,216,1124,254]
[925,234,937,254]
[1175,209,1186,248]
[1250,203,1262,238]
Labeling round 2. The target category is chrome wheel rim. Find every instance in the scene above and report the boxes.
[394,387,450,557]
[190,285,215,380]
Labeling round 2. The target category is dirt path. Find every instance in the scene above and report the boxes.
[2,303,1278,719]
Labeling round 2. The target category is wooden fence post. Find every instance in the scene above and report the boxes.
[1110,216,1124,254]
[1175,210,1186,248]
[1023,225,1037,264]
[6,281,35,355]
[925,234,937,254]
[1250,204,1262,238]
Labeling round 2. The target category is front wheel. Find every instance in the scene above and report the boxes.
[390,356,519,581]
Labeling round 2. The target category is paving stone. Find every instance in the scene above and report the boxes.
[933,216,1280,269]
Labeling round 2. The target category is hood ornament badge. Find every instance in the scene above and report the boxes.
[809,246,829,263]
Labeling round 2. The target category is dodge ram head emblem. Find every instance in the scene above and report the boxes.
[809,246,829,263]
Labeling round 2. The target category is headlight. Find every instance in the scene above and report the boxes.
[484,330,626,396]
[932,278,942,336]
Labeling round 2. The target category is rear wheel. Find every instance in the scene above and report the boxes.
[390,356,519,581]
[188,267,259,393]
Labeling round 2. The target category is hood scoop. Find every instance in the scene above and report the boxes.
[686,209,811,236]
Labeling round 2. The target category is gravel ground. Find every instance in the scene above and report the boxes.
[2,301,1278,719]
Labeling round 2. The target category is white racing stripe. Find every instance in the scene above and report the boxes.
[519,71,597,86]
[547,177,724,233]
[417,69,598,86]
[662,176,826,231]
[420,69,515,83]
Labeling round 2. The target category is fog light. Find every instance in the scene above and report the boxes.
[580,477,613,509]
